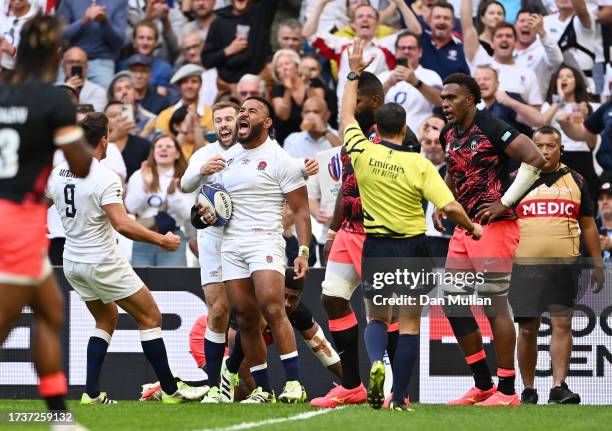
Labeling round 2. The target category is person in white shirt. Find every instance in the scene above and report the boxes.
[125,134,194,266]
[420,115,453,257]
[306,2,420,105]
[543,0,596,86]
[45,112,204,404]
[284,96,341,159]
[61,47,107,112]
[307,146,342,266]
[466,21,543,107]
[381,30,442,133]
[0,0,37,72]
[180,101,240,402]
[182,99,320,402]
[514,9,564,99]
[201,97,312,404]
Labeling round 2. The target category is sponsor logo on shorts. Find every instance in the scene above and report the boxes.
[266,255,273,264]
[257,161,267,171]
[209,270,219,277]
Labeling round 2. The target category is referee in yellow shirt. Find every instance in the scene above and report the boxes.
[341,39,483,412]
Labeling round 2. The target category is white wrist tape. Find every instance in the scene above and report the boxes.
[54,127,84,146]
[305,326,340,368]
[500,163,541,207]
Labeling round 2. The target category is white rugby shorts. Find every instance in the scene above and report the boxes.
[63,256,143,304]
[198,230,223,286]
[221,238,285,281]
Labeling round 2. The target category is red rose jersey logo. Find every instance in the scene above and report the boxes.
[257,161,267,171]
[266,255,273,263]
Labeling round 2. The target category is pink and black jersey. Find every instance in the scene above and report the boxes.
[339,126,380,234]
[440,110,520,223]
[0,80,76,204]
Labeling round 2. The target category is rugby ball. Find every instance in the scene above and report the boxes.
[197,183,232,226]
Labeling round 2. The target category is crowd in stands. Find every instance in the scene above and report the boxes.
[1,0,611,267]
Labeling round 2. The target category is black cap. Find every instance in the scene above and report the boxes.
[599,181,612,198]
[126,54,152,68]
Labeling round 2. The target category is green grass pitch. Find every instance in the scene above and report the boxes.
[1,401,611,431]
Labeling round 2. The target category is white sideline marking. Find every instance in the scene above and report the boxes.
[197,407,345,431]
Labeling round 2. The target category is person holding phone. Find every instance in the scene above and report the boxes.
[202,0,279,86]
[380,31,442,134]
[61,47,107,112]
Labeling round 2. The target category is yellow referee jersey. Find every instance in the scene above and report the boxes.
[344,122,454,238]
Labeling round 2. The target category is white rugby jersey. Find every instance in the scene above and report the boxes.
[219,137,305,240]
[45,159,123,263]
[181,141,229,239]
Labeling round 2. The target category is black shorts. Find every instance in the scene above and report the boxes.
[509,263,580,322]
[362,234,435,304]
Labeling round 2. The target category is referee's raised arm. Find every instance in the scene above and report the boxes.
[340,38,375,132]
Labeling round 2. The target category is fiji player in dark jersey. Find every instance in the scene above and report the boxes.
[0,15,92,417]
[434,73,545,406]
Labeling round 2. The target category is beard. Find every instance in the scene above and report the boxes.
[240,121,265,145]
[355,109,376,134]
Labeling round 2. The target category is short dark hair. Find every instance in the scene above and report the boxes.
[492,21,517,39]
[357,71,384,100]
[169,105,189,136]
[244,96,274,119]
[443,73,482,104]
[533,125,562,144]
[479,0,505,18]
[395,30,421,49]
[285,268,304,291]
[375,103,406,138]
[104,100,123,112]
[431,1,454,15]
[79,112,108,149]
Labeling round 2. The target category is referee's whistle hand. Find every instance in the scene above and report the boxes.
[432,208,446,233]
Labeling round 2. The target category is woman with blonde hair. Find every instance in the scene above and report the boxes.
[271,48,325,145]
[125,134,194,266]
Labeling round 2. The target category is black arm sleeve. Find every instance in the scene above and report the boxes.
[288,301,315,332]
[191,205,209,229]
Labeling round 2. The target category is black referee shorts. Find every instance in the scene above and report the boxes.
[362,235,435,316]
[509,263,580,323]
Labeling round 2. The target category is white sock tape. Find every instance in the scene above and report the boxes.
[139,327,163,342]
[279,351,299,361]
[205,328,226,344]
[93,328,112,344]
[249,363,268,373]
